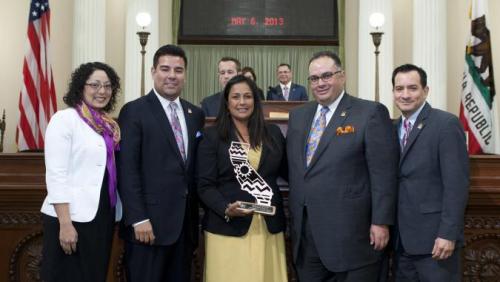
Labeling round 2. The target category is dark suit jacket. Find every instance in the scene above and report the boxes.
[117,91,205,246]
[266,83,308,101]
[196,124,287,236]
[395,103,469,255]
[201,92,222,117]
[286,93,399,272]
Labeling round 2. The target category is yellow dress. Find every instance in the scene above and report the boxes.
[204,147,288,282]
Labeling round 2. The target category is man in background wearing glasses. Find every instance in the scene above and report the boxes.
[286,51,399,281]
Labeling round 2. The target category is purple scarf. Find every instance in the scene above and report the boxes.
[76,102,120,208]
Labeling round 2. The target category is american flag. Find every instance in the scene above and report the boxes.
[16,0,57,151]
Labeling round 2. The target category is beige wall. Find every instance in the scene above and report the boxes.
[1,1,500,152]
[0,0,73,153]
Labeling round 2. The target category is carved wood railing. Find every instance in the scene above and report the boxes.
[1,154,499,281]
[1,101,499,282]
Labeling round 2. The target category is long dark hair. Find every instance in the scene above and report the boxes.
[215,75,271,149]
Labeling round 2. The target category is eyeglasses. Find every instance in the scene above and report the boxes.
[85,82,114,92]
[307,70,342,84]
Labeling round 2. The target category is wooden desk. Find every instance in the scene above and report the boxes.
[1,150,499,281]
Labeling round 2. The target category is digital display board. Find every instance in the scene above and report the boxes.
[179,0,339,45]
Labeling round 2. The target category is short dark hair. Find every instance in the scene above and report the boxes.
[63,62,120,112]
[241,66,257,81]
[392,64,427,88]
[219,57,241,72]
[153,44,187,69]
[277,63,291,71]
[308,51,342,69]
[216,75,271,149]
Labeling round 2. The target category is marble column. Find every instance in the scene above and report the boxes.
[72,0,106,68]
[413,0,447,110]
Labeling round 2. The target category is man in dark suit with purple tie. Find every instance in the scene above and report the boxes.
[118,45,205,282]
[391,64,469,282]
[267,63,308,101]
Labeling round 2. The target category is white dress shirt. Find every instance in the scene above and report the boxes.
[153,89,189,156]
[311,90,345,127]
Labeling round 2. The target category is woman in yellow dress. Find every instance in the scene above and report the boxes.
[197,75,288,282]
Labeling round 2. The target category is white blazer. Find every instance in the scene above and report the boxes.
[40,108,122,222]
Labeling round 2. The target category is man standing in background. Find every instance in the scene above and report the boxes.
[267,63,308,101]
[201,56,241,117]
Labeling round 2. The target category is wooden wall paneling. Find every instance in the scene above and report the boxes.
[1,147,499,281]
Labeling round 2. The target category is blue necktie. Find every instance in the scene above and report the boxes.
[306,106,329,166]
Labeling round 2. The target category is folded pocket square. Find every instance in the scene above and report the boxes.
[336,125,355,136]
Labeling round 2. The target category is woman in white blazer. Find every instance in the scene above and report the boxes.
[40,62,122,282]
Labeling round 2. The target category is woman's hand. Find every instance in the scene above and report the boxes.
[59,222,78,255]
[53,203,77,255]
[225,201,253,218]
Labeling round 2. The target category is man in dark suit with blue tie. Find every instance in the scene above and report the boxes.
[267,63,308,101]
[118,45,205,281]
[391,64,469,281]
[287,51,399,281]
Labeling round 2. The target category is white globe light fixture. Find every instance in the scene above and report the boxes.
[369,12,385,30]
[136,12,152,29]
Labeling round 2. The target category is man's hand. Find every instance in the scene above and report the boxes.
[134,221,155,245]
[370,224,389,251]
[432,238,455,260]
[59,222,78,255]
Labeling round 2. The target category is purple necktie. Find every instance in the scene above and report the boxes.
[168,102,186,161]
[402,119,412,149]
[283,86,289,101]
